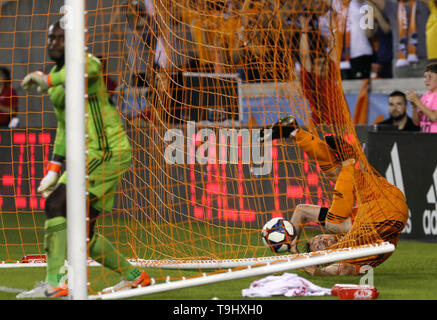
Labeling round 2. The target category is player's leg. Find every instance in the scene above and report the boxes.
[293,128,340,176]
[87,204,149,286]
[258,115,299,142]
[87,151,150,293]
[324,134,356,162]
[17,182,68,298]
[259,116,340,176]
[43,182,68,286]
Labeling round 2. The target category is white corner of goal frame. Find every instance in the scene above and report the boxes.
[88,242,394,300]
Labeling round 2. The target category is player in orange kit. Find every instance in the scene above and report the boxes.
[259,116,409,275]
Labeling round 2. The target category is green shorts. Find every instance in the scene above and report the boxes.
[58,149,132,213]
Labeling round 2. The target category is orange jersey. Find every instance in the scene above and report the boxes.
[328,164,408,225]
[353,170,409,224]
[330,170,409,270]
[327,164,355,223]
[293,128,409,269]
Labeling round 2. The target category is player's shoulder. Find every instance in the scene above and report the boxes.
[87,54,102,68]
[86,54,103,75]
[49,63,64,74]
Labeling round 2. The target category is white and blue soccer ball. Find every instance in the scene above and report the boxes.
[261,217,296,253]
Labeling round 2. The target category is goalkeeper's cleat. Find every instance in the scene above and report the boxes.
[324,134,356,162]
[259,115,298,142]
[16,282,68,299]
[100,270,151,294]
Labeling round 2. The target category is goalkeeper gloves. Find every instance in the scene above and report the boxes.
[38,161,62,198]
[21,71,51,93]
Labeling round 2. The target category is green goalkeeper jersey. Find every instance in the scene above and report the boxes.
[47,54,131,158]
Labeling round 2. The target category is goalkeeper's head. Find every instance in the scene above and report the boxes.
[47,20,65,65]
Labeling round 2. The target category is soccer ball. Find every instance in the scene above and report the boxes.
[261,217,296,253]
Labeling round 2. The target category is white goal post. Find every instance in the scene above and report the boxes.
[89,242,394,300]
[64,0,88,300]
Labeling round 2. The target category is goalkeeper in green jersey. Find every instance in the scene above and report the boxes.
[17,20,150,298]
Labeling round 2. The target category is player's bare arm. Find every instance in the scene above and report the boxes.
[290,203,353,253]
[290,204,324,253]
[302,263,357,276]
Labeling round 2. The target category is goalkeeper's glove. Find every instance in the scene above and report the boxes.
[21,71,51,93]
[38,161,62,198]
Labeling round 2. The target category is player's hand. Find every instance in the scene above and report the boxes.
[406,90,419,104]
[289,240,299,254]
[301,265,319,276]
[38,161,62,198]
[21,71,50,93]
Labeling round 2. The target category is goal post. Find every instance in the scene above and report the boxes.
[90,242,394,300]
[64,0,88,300]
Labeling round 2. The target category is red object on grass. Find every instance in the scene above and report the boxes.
[332,284,379,300]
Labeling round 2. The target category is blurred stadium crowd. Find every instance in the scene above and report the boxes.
[0,0,436,128]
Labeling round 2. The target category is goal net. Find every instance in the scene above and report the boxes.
[0,0,405,299]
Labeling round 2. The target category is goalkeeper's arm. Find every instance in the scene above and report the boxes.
[302,263,358,276]
[289,204,352,253]
[289,204,329,253]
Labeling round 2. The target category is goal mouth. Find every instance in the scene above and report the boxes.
[127,241,393,269]
[3,241,391,269]
[89,242,394,300]
[1,0,405,301]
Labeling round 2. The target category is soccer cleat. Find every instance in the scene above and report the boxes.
[259,115,298,142]
[100,270,151,294]
[324,134,355,162]
[16,282,68,299]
